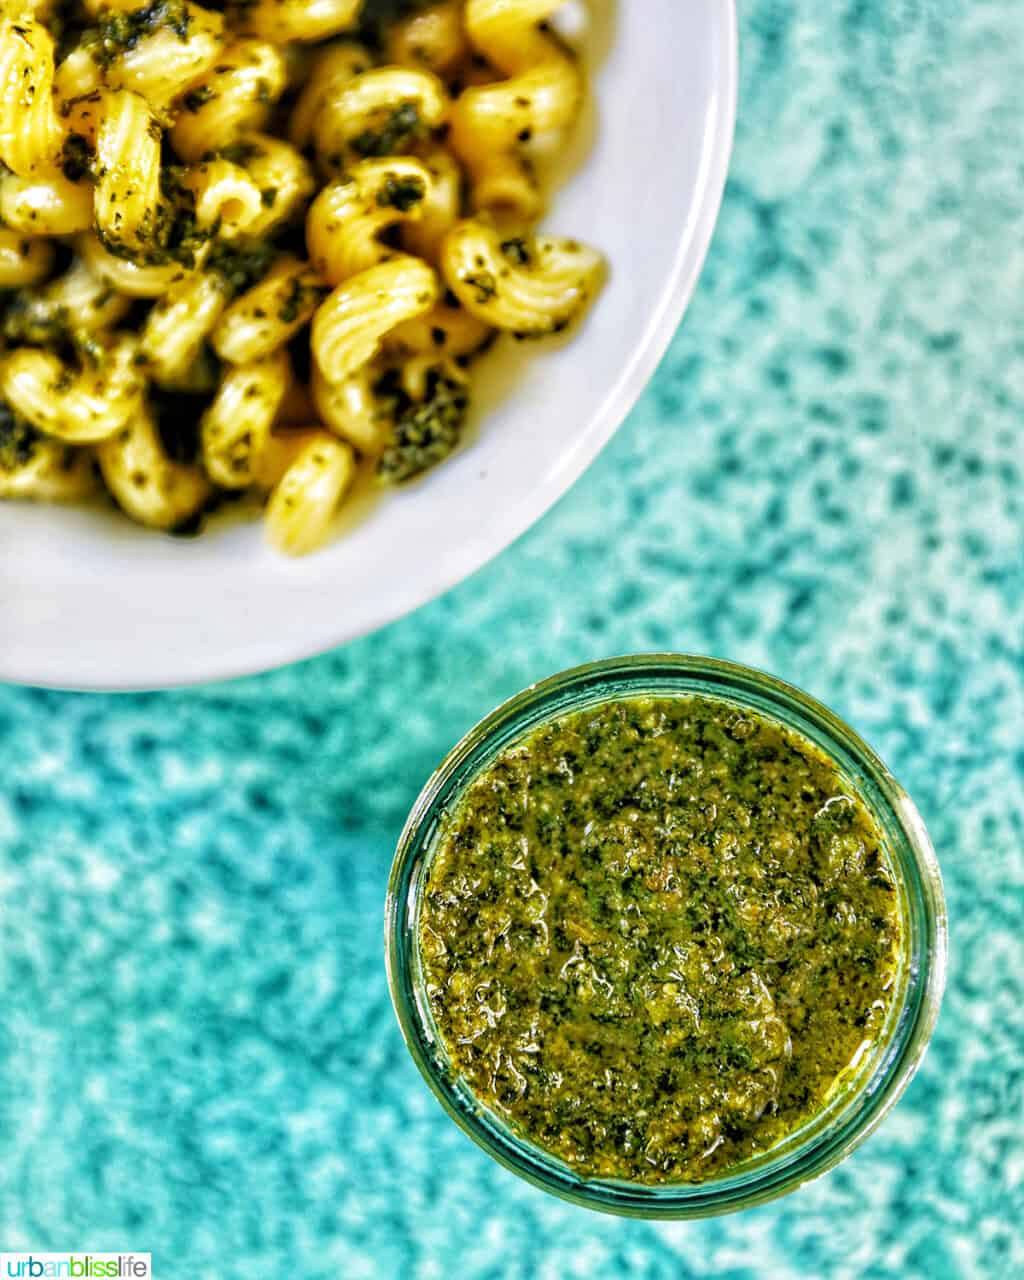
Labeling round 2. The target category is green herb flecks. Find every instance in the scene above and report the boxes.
[376,172,427,212]
[206,239,277,298]
[375,365,469,484]
[351,102,424,158]
[0,400,40,472]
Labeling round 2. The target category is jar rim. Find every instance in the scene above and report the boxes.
[385,654,948,1218]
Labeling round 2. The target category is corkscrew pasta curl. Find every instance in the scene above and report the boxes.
[264,430,356,555]
[0,335,145,442]
[313,66,448,171]
[0,229,54,287]
[169,39,288,162]
[306,157,434,283]
[0,15,62,177]
[97,407,211,530]
[311,255,440,387]
[442,218,602,335]
[0,420,97,503]
[450,0,581,219]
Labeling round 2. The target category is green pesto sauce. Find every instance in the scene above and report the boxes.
[418,695,902,1184]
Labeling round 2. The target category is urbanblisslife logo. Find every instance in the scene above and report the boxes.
[1,1257,151,1278]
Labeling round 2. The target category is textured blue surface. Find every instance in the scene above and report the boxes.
[2,3,1023,1276]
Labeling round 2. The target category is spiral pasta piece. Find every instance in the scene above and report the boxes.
[0,170,94,236]
[43,256,133,332]
[224,134,316,238]
[183,157,267,240]
[170,39,288,162]
[311,256,440,387]
[310,362,386,454]
[441,217,602,335]
[0,335,145,443]
[0,228,54,287]
[314,66,448,172]
[97,0,226,115]
[288,40,372,151]
[1,257,131,355]
[0,16,63,177]
[0,427,97,502]
[264,430,355,555]
[200,347,291,487]
[400,146,464,264]
[213,256,328,364]
[387,301,491,359]
[234,0,361,45]
[94,88,163,253]
[306,157,434,284]
[451,0,581,218]
[386,2,469,76]
[77,233,194,298]
[140,271,228,386]
[97,407,211,530]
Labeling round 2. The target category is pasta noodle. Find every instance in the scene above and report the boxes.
[311,255,440,387]
[0,334,145,442]
[0,0,604,554]
[213,256,327,364]
[200,347,290,487]
[306,157,434,283]
[169,39,288,162]
[97,407,211,530]
[234,0,361,46]
[226,134,316,237]
[0,15,62,177]
[0,413,96,502]
[94,89,163,252]
[1,258,131,363]
[441,217,602,335]
[43,256,133,332]
[387,301,491,359]
[0,170,94,236]
[288,40,372,150]
[96,1,226,115]
[183,157,267,239]
[450,0,581,218]
[386,2,468,77]
[77,233,194,298]
[400,146,463,264]
[252,426,316,485]
[313,66,448,172]
[310,362,386,454]
[53,52,102,133]
[264,431,355,555]
[140,270,227,385]
[0,229,54,287]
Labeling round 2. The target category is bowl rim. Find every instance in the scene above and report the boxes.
[1,1,738,692]
[385,654,948,1218]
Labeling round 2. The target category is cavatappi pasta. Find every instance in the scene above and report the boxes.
[0,0,604,554]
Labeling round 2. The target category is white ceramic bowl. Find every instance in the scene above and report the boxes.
[0,1,737,690]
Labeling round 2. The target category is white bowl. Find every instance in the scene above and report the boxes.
[0,1,737,690]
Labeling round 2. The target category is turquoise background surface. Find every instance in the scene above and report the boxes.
[2,2,1023,1276]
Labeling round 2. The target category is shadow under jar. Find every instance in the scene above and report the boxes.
[385,655,947,1217]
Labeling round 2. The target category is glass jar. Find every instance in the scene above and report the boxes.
[385,655,948,1217]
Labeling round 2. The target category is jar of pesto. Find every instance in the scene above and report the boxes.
[386,656,947,1217]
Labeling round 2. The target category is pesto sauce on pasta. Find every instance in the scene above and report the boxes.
[419,696,902,1184]
[0,1,604,551]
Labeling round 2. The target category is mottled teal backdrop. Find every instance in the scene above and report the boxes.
[2,2,1022,1276]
